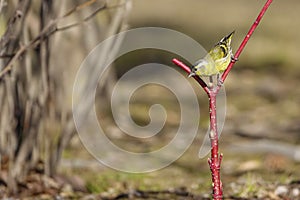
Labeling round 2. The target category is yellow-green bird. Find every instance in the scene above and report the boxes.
[190,31,235,78]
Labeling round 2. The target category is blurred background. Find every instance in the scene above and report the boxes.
[0,0,299,199]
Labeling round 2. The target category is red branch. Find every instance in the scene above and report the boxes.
[172,59,209,93]
[172,0,273,199]
[221,0,273,83]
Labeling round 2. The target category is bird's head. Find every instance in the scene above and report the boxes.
[219,31,235,47]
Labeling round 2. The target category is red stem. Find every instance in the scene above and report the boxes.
[221,0,273,83]
[172,59,209,93]
[172,1,273,199]
[208,92,223,199]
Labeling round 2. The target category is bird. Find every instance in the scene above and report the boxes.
[189,31,236,81]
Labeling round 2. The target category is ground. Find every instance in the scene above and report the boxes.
[2,70,299,199]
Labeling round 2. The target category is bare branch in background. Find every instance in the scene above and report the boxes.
[0,0,7,14]
[0,0,125,79]
[0,0,132,194]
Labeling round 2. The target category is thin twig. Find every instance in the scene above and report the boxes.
[0,0,31,54]
[172,58,209,93]
[55,3,125,33]
[62,0,97,18]
[0,0,7,14]
[221,0,273,83]
[0,54,15,58]
[0,2,124,79]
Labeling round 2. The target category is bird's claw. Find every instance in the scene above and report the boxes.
[217,78,224,86]
[188,72,195,78]
[231,56,238,62]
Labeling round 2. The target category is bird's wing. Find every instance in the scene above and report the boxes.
[209,46,226,61]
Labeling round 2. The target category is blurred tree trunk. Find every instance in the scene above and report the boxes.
[0,0,130,194]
